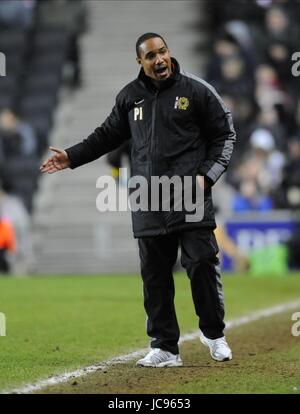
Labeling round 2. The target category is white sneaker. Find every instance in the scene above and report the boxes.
[200,332,232,362]
[136,348,183,367]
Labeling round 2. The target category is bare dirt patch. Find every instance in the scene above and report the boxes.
[37,310,300,394]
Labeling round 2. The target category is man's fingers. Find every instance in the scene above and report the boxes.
[40,157,65,173]
[40,164,53,172]
[40,157,53,168]
[47,168,58,174]
[40,165,58,174]
[40,157,55,171]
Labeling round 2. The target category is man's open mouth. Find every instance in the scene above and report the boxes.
[154,66,168,75]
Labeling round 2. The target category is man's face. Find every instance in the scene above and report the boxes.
[137,37,172,82]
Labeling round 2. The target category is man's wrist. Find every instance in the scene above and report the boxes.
[204,175,213,188]
[64,148,74,169]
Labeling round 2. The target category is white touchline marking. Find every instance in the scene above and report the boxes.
[4,299,300,394]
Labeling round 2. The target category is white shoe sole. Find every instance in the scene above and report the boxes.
[200,335,233,362]
[136,358,183,368]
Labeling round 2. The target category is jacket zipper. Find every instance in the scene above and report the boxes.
[149,90,167,234]
[149,90,158,178]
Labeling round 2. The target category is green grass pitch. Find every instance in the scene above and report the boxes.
[0,273,300,392]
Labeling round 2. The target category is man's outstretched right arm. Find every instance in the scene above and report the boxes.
[41,92,131,173]
[65,93,130,170]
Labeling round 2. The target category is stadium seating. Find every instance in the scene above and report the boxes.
[0,4,78,214]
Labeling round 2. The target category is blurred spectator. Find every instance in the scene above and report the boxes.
[207,32,256,89]
[221,93,257,170]
[0,206,16,274]
[264,6,299,49]
[225,20,256,54]
[252,5,298,55]
[274,135,300,209]
[258,107,286,146]
[207,33,242,83]
[254,64,285,108]
[230,128,285,204]
[232,178,273,212]
[265,39,295,89]
[0,183,33,274]
[0,109,39,212]
[217,54,254,97]
[0,0,36,29]
[0,109,37,158]
[250,128,285,188]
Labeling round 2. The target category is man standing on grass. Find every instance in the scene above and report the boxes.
[41,33,236,367]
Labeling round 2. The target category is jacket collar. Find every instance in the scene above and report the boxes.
[138,57,181,92]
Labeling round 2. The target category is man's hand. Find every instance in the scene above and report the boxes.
[40,146,70,174]
[197,175,210,190]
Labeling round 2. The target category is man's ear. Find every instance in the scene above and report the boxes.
[136,57,142,66]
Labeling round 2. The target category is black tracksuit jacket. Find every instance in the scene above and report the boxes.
[65,58,236,238]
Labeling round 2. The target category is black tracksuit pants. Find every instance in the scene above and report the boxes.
[138,228,225,355]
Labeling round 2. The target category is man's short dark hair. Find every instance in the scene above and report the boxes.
[136,33,168,58]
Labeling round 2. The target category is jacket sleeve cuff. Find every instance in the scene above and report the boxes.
[65,146,81,169]
[201,162,226,186]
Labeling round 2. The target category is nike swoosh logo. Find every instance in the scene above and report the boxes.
[134,99,144,105]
